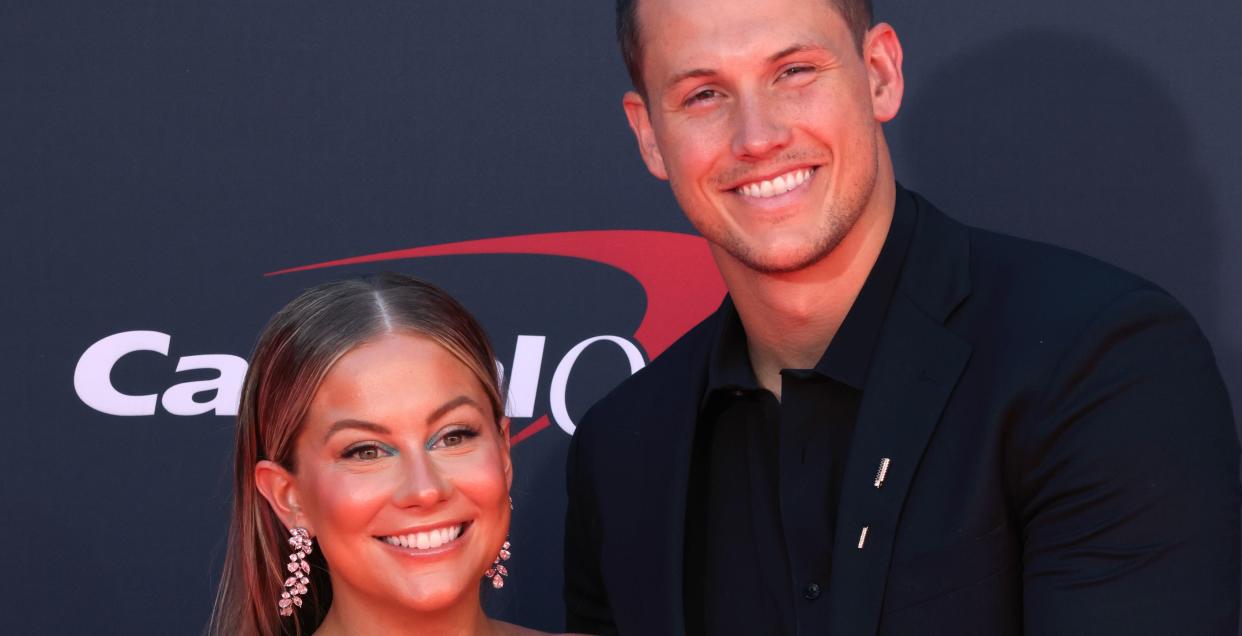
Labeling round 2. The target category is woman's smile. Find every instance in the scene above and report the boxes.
[376,521,471,555]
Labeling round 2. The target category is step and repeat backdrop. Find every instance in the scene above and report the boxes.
[4,0,1240,633]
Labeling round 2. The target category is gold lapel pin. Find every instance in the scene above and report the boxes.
[873,457,891,489]
[857,526,870,549]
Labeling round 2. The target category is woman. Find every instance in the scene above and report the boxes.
[210,273,551,635]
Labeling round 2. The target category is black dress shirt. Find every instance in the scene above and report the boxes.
[684,196,916,635]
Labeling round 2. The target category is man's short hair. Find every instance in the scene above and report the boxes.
[616,0,874,96]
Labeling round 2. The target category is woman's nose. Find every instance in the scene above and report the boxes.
[392,451,451,507]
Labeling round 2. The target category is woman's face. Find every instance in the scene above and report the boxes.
[284,332,511,612]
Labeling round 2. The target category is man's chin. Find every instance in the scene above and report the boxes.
[722,237,838,275]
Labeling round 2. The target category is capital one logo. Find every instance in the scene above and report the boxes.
[74,231,725,442]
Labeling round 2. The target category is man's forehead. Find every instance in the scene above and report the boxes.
[636,0,844,34]
[637,0,850,75]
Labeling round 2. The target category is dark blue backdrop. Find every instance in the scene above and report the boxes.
[3,1,1239,633]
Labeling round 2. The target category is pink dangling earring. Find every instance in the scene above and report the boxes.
[484,539,512,589]
[484,496,513,589]
[278,527,313,617]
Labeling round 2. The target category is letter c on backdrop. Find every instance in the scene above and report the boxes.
[74,330,171,416]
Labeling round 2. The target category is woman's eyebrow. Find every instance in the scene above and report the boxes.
[320,396,481,443]
[322,419,390,443]
[428,395,481,423]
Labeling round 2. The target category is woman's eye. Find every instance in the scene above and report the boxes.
[343,443,392,461]
[432,427,480,449]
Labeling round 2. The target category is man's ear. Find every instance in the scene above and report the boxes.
[622,91,670,181]
[255,460,310,533]
[864,23,905,123]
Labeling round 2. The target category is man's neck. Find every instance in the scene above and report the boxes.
[715,181,896,399]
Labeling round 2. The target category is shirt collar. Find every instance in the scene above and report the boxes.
[704,183,918,397]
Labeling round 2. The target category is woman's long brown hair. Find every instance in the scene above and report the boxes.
[207,273,503,636]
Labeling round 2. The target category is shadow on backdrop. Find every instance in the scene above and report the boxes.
[890,27,1240,633]
[891,28,1221,334]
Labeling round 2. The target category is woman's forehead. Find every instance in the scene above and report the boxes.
[307,334,491,429]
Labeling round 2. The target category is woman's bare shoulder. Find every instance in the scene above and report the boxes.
[490,619,590,636]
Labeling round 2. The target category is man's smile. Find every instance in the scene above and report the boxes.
[732,166,818,199]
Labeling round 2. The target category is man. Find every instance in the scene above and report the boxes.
[564,0,1240,634]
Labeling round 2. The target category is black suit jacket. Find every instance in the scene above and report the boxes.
[564,189,1240,635]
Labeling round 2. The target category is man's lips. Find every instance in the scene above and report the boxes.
[728,166,818,199]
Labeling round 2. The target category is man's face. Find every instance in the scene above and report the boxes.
[623,0,903,274]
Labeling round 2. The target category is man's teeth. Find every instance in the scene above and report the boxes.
[736,167,815,199]
[381,524,464,550]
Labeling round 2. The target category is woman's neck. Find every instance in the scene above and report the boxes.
[312,584,497,636]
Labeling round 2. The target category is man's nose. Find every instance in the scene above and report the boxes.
[731,93,792,160]
[393,451,451,508]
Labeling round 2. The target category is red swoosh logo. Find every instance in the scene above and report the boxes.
[268,231,726,444]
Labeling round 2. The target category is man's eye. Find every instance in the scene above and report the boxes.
[685,89,719,106]
[343,443,392,461]
[780,65,815,79]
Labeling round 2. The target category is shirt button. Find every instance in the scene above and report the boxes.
[803,582,822,600]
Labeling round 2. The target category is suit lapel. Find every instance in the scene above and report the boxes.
[825,294,970,634]
[826,195,974,635]
[635,311,719,636]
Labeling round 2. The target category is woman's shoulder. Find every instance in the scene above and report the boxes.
[490,619,589,636]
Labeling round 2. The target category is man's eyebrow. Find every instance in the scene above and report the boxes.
[323,419,391,443]
[768,43,829,62]
[663,44,830,91]
[665,67,717,91]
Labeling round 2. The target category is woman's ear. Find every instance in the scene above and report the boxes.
[498,416,513,490]
[254,460,311,534]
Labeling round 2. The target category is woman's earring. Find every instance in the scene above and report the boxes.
[484,495,514,589]
[484,539,512,589]
[279,527,313,617]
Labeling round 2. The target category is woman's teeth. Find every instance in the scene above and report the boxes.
[736,167,815,199]
[380,524,464,550]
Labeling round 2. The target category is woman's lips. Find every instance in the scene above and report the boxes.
[375,521,470,552]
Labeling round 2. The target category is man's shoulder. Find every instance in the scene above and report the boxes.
[573,307,718,440]
[908,196,1199,361]
[976,225,1186,328]
[907,192,1160,307]
[928,203,1179,328]
[925,208,1216,404]
[967,223,1151,296]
